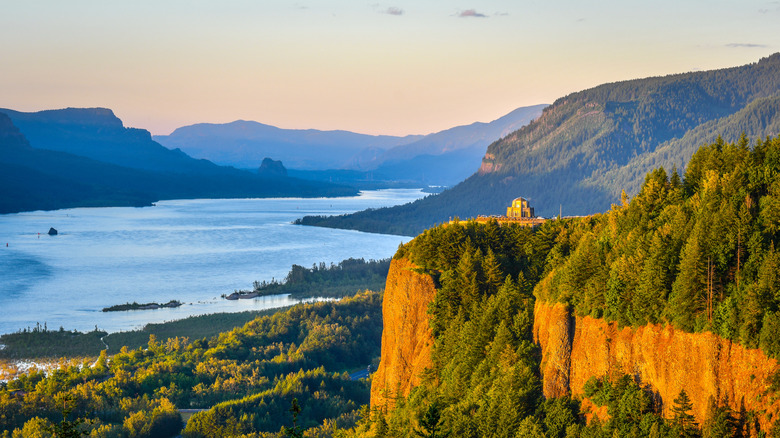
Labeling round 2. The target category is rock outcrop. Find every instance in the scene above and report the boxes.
[533,300,780,429]
[370,258,437,412]
[257,157,287,177]
[370,255,780,431]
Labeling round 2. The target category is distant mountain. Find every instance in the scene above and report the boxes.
[0,109,357,214]
[1,107,243,175]
[359,104,548,186]
[0,112,157,213]
[361,104,548,168]
[296,54,780,236]
[155,105,547,187]
[154,120,423,170]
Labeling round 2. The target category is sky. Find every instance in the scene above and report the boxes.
[1,1,779,136]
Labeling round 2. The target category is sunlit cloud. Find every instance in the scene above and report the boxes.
[725,43,768,48]
[371,4,403,15]
[459,9,487,18]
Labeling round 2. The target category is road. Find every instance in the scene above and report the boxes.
[349,366,372,380]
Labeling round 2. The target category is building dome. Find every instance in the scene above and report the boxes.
[507,197,534,218]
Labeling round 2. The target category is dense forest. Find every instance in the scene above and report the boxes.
[0,292,382,437]
[537,134,780,356]
[344,135,780,437]
[248,258,390,298]
[5,137,780,437]
[295,54,780,236]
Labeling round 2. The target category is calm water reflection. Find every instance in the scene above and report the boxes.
[0,189,426,334]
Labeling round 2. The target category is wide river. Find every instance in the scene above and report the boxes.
[0,189,426,335]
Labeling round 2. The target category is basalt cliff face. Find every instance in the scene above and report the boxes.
[370,258,436,412]
[370,262,780,429]
[533,300,780,429]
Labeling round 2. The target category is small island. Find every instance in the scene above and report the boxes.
[102,300,183,312]
[223,291,260,300]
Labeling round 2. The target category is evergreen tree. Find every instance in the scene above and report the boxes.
[415,400,446,438]
[671,389,699,438]
[45,396,90,438]
[282,398,303,438]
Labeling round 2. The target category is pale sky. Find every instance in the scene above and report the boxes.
[1,1,778,136]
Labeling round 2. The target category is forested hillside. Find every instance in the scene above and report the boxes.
[0,292,382,437]
[537,133,780,355]
[298,54,780,236]
[5,137,780,437]
[346,135,780,437]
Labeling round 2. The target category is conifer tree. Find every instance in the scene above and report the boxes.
[282,398,304,438]
[672,389,699,438]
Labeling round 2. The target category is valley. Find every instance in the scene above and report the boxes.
[3,41,780,438]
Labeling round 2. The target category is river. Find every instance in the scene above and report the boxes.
[0,189,425,335]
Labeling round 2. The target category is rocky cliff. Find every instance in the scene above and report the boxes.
[533,300,780,429]
[370,258,436,412]
[370,256,780,430]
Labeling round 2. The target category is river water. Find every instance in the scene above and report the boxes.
[0,189,425,335]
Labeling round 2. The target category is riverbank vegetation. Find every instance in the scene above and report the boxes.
[245,257,390,299]
[0,325,107,360]
[1,257,389,361]
[6,136,780,437]
[0,309,282,361]
[0,291,381,437]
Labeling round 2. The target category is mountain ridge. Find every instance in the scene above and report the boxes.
[360,104,548,168]
[155,119,423,170]
[366,136,780,435]
[154,105,547,186]
[0,110,357,214]
[296,53,780,236]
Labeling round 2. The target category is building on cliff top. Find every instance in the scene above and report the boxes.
[507,197,535,218]
[456,196,545,227]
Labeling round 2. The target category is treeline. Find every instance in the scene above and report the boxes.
[0,291,382,437]
[251,258,390,298]
[354,218,570,437]
[538,134,780,357]
[0,325,108,360]
[343,136,780,437]
[0,311,283,361]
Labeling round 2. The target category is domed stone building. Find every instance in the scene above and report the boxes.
[507,197,535,218]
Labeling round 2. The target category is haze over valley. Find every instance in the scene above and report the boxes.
[3,1,780,437]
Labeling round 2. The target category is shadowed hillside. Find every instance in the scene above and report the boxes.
[297,54,780,236]
[0,109,357,214]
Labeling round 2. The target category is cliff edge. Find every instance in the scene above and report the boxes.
[370,258,437,412]
[533,300,780,429]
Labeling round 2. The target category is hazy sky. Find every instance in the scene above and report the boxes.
[1,1,778,136]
